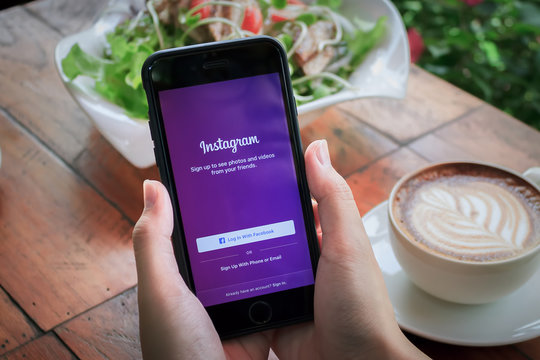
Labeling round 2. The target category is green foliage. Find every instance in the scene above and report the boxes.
[62,15,161,118]
[271,0,287,9]
[392,0,540,130]
[295,13,317,26]
[62,43,106,80]
[347,16,387,68]
[315,0,342,10]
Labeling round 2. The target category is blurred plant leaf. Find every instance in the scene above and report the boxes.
[62,44,106,80]
[427,44,451,58]
[513,22,540,34]
[479,40,504,69]
[517,2,540,27]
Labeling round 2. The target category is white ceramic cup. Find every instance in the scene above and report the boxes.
[388,161,540,304]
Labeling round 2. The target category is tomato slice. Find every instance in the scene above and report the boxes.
[241,6,263,34]
[190,0,211,19]
[271,13,290,22]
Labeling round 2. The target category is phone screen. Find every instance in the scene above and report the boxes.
[158,72,315,307]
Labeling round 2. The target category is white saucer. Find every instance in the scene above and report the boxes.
[362,201,540,346]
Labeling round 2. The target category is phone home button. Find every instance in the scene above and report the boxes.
[248,301,272,325]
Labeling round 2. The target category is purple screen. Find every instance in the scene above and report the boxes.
[159,72,314,306]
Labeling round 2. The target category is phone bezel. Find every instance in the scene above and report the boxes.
[141,36,320,338]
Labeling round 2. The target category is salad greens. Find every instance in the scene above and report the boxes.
[62,0,386,119]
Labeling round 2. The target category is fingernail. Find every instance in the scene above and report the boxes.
[316,139,331,168]
[143,180,157,210]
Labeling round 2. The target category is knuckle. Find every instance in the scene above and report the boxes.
[132,214,153,243]
[330,177,354,202]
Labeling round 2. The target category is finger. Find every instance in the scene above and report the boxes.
[223,332,272,360]
[133,180,225,359]
[304,140,368,257]
[132,180,186,294]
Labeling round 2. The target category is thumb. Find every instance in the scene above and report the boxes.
[132,180,187,294]
[133,182,226,359]
[304,140,367,257]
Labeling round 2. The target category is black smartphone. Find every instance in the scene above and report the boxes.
[141,36,319,339]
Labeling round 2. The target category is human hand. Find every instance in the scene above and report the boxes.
[132,176,271,359]
[268,140,426,359]
[132,139,426,359]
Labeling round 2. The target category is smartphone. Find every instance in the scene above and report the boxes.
[141,36,319,338]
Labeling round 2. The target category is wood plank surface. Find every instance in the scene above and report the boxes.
[26,0,108,36]
[56,288,141,360]
[0,287,40,356]
[72,128,159,223]
[338,66,483,144]
[0,0,152,236]
[301,107,398,177]
[0,111,136,331]
[0,6,92,164]
[0,333,75,360]
[514,337,540,360]
[0,2,157,225]
[409,104,540,172]
[346,148,429,215]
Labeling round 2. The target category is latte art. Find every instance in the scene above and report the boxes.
[390,163,540,304]
[408,180,534,261]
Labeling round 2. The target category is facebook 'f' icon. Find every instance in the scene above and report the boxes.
[219,237,226,244]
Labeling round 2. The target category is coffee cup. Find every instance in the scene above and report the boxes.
[388,161,540,304]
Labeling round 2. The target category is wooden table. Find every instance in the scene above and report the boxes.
[0,0,538,359]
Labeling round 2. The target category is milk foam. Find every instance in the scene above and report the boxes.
[406,179,536,261]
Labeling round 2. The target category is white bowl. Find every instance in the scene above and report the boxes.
[55,0,409,168]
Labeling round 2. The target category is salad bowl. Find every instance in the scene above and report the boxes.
[55,0,409,168]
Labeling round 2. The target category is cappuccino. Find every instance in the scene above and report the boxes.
[392,164,540,262]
